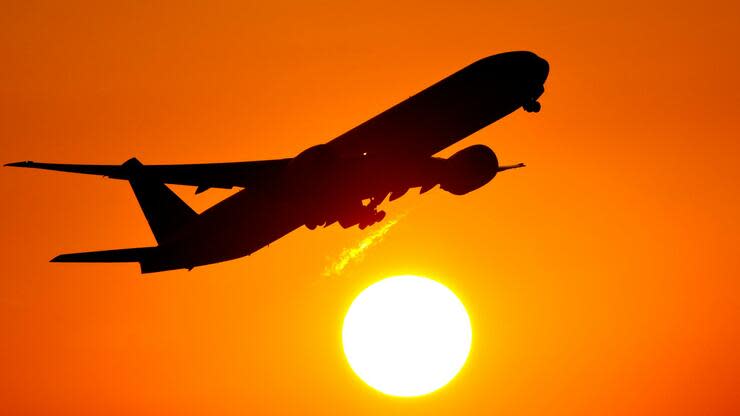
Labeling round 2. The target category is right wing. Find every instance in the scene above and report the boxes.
[5,158,291,193]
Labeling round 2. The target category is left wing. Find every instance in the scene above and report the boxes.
[5,158,291,193]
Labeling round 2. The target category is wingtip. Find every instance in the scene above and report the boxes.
[50,253,77,262]
[5,161,31,167]
[50,254,65,262]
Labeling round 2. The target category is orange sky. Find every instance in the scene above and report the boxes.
[1,1,739,414]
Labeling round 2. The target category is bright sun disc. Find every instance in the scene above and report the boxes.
[342,275,472,397]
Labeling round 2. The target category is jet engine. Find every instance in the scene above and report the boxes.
[285,144,342,191]
[440,144,499,195]
[288,144,336,175]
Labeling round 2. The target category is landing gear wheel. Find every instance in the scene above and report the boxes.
[375,210,386,223]
[523,100,541,113]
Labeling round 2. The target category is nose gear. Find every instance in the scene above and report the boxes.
[359,209,386,230]
[522,99,541,113]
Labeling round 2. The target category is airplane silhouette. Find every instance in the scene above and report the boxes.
[6,51,548,273]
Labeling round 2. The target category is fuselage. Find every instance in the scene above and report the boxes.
[140,51,549,272]
[328,50,548,158]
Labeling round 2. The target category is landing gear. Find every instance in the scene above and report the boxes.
[305,214,323,229]
[359,210,385,230]
[309,195,388,230]
[338,206,386,229]
[523,100,541,113]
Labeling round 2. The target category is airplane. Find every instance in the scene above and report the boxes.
[6,51,549,273]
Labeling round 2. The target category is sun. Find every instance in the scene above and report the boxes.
[342,275,472,397]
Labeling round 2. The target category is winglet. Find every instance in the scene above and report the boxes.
[497,162,526,172]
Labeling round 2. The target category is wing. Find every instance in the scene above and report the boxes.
[5,158,291,192]
[7,53,548,188]
[324,52,548,158]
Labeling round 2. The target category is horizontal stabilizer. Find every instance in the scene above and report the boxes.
[51,247,155,263]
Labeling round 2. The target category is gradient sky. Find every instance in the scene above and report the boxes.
[1,1,739,415]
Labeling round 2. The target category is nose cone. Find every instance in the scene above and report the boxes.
[472,51,549,86]
[502,51,548,83]
[535,55,549,83]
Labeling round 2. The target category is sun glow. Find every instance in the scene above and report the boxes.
[342,275,472,397]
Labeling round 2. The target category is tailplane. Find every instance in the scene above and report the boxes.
[50,247,182,274]
[52,247,155,264]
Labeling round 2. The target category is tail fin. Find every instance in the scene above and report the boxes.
[122,158,198,244]
[52,247,155,263]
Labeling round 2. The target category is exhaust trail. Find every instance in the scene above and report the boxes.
[323,215,404,277]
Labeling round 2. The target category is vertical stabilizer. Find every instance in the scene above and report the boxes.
[123,158,198,244]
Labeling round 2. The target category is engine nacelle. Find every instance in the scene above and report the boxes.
[288,144,336,173]
[285,144,340,189]
[440,144,499,195]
